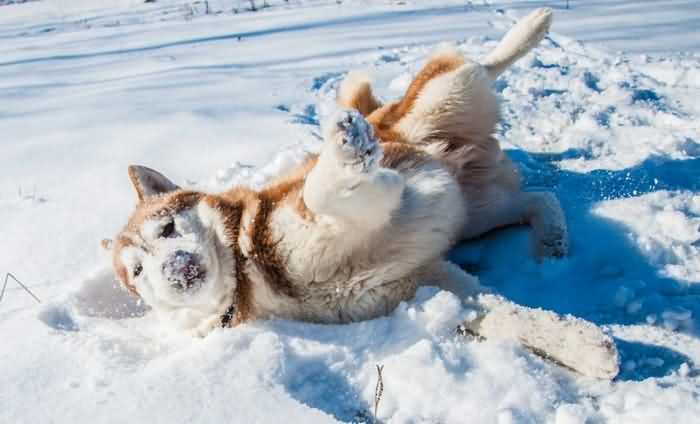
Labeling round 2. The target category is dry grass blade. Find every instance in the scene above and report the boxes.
[373,364,384,422]
[0,273,41,306]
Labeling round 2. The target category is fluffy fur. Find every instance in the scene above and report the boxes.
[105,8,567,336]
[464,294,619,380]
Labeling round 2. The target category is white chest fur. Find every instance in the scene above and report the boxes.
[252,156,466,323]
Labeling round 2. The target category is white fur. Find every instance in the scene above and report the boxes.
[482,7,553,79]
[118,105,464,326]
[125,204,236,334]
[116,7,564,328]
[387,9,566,258]
[304,109,404,230]
[464,294,620,380]
[336,70,376,110]
[266,109,466,323]
[109,8,616,378]
[395,60,499,145]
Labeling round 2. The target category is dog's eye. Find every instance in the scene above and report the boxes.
[133,264,143,278]
[160,221,176,238]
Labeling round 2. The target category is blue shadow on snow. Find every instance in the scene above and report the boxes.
[449,149,699,381]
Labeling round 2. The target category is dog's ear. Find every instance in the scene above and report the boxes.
[128,165,180,202]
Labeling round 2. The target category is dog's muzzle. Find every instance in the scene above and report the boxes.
[162,250,206,292]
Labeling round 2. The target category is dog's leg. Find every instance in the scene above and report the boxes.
[303,109,404,229]
[462,294,619,380]
[416,260,482,299]
[464,189,568,258]
[523,192,568,258]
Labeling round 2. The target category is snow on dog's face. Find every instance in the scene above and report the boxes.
[105,166,236,330]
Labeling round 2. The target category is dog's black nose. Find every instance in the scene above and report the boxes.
[171,249,195,265]
[162,250,205,291]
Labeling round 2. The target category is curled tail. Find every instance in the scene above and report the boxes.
[336,8,553,148]
[482,7,553,79]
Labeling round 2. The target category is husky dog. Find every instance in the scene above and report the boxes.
[104,9,619,379]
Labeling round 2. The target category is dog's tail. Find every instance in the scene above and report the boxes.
[482,8,552,79]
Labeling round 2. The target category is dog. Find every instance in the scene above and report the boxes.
[102,9,620,379]
[104,9,568,336]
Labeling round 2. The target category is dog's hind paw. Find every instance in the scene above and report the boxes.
[535,225,568,258]
[465,294,620,380]
[324,109,382,172]
[531,192,569,259]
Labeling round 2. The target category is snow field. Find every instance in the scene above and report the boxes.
[1,1,700,422]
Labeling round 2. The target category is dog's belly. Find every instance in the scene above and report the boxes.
[286,275,420,324]
[264,158,465,323]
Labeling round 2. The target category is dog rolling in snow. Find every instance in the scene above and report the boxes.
[104,9,619,379]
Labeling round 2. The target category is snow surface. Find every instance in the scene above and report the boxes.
[1,0,699,423]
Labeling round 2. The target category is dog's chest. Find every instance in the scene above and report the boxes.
[243,205,417,322]
[272,205,376,289]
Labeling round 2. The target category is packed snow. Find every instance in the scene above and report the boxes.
[1,0,699,423]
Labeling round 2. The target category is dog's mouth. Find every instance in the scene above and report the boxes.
[169,280,204,292]
[162,250,207,293]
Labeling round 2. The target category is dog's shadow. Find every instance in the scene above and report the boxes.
[282,348,376,423]
[43,149,698,397]
[38,267,148,332]
[615,339,694,381]
[450,148,700,381]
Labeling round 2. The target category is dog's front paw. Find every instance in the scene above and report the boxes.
[324,109,382,172]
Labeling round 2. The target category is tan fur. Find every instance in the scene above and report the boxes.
[112,236,136,294]
[262,156,318,220]
[110,144,439,325]
[112,159,321,327]
[249,194,296,299]
[340,49,521,237]
[107,9,565,333]
[201,196,252,325]
[380,142,431,169]
[362,51,465,144]
[113,191,203,294]
[114,66,522,322]
[336,71,382,117]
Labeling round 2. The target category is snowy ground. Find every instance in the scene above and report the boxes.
[1,1,699,423]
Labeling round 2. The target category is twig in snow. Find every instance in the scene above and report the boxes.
[18,185,46,203]
[0,273,41,306]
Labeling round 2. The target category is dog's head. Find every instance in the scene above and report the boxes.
[104,166,239,329]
